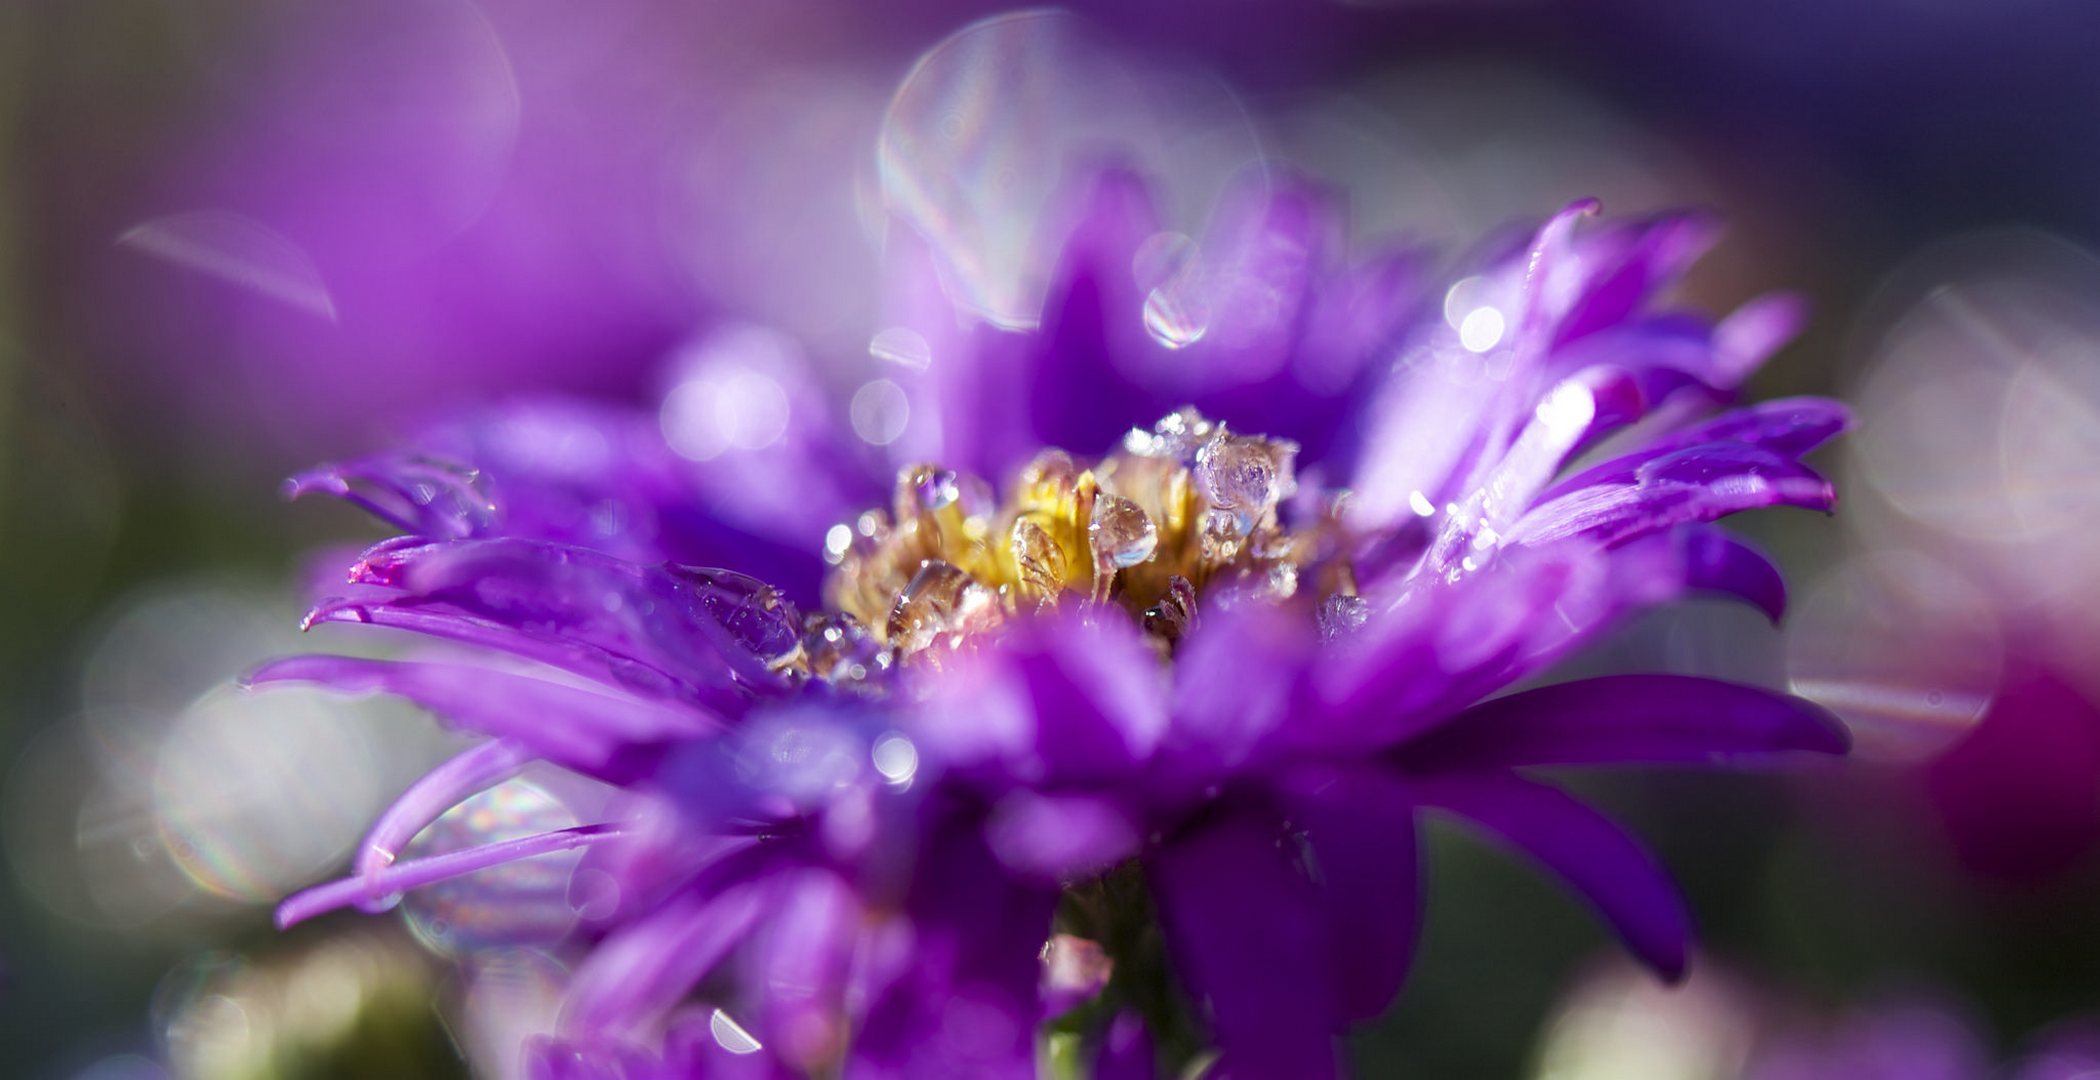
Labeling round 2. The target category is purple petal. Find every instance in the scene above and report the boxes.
[1681,526,1788,622]
[1552,211,1720,348]
[1541,396,1851,505]
[743,868,860,1074]
[1151,809,1342,1079]
[1511,442,1837,549]
[284,454,497,540]
[984,791,1141,880]
[1414,772,1690,979]
[1281,766,1422,1021]
[1399,674,1849,772]
[248,655,718,781]
[1094,1012,1157,1080]
[277,823,625,929]
[561,875,771,1037]
[853,821,1054,1080]
[341,737,527,913]
[308,537,791,710]
[1711,292,1807,388]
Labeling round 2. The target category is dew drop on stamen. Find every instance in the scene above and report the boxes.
[1089,494,1159,570]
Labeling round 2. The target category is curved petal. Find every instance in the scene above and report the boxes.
[1398,674,1849,773]
[307,537,797,711]
[1414,772,1689,980]
[1540,396,1851,505]
[1510,442,1837,549]
[247,656,718,781]
[1681,526,1788,622]
[278,823,625,929]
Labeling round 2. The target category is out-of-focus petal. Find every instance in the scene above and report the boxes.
[1151,808,1341,1080]
[1680,526,1789,622]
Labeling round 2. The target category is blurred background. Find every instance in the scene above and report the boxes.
[7,1,2100,1076]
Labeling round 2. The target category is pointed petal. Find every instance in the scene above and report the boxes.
[1511,442,1837,549]
[307,537,794,711]
[1400,674,1849,772]
[1414,772,1689,980]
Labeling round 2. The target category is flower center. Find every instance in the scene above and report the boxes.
[817,407,1338,670]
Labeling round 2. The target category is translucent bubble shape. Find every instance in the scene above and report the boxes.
[878,10,1256,330]
[400,779,582,955]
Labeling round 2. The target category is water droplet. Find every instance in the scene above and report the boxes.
[1143,282,1212,349]
[1010,516,1070,604]
[674,567,804,670]
[1196,434,1294,525]
[1458,306,1505,352]
[1318,594,1370,642]
[824,524,854,565]
[887,561,1002,654]
[1089,494,1159,570]
[401,780,581,956]
[914,468,962,512]
[802,613,887,686]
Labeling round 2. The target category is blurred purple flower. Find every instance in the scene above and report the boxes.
[256,183,1848,1078]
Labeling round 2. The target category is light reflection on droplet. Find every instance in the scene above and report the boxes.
[117,212,337,320]
[400,778,582,956]
[1143,283,1212,350]
[1784,551,2003,762]
[710,1008,764,1055]
[850,378,912,446]
[871,731,919,786]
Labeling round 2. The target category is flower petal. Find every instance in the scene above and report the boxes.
[1281,766,1422,1021]
[1151,808,1342,1079]
[1414,772,1689,980]
[1399,674,1849,773]
[248,655,718,781]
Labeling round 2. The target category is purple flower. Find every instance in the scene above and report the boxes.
[257,185,1848,1079]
